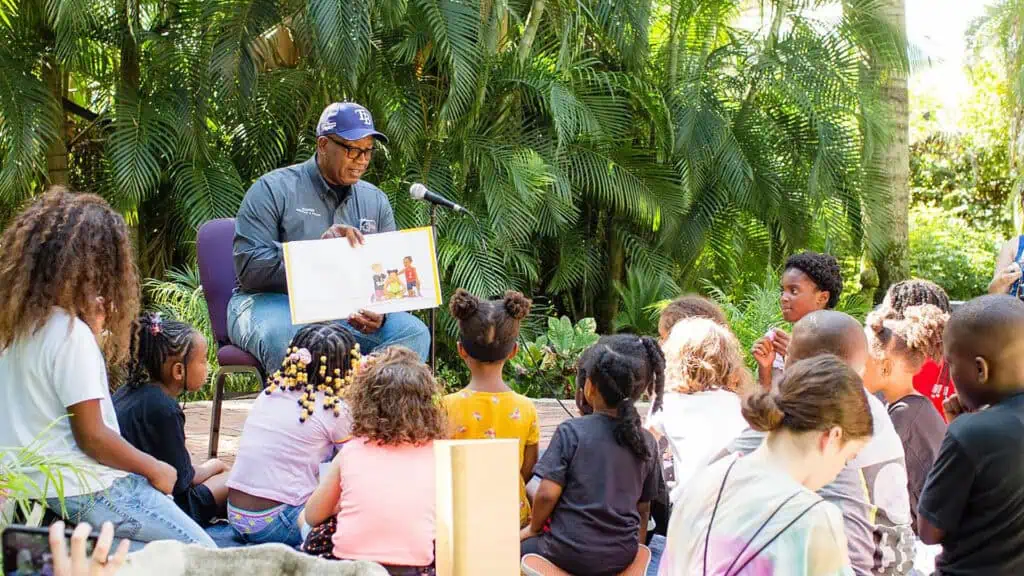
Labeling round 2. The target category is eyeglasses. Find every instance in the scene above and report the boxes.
[326,137,376,161]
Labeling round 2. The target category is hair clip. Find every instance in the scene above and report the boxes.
[148,313,163,335]
[297,348,312,365]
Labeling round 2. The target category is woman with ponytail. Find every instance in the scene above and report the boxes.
[659,355,873,576]
[520,335,665,575]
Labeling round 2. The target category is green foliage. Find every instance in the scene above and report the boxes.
[507,316,600,399]
[613,268,677,336]
[1,420,91,547]
[0,0,908,337]
[908,206,997,301]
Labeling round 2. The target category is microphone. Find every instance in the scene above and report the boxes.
[409,183,466,213]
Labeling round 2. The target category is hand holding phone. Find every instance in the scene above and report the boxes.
[3,521,128,576]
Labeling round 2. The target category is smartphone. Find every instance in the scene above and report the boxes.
[2,524,96,575]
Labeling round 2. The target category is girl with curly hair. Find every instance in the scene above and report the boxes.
[648,318,754,503]
[302,347,444,575]
[864,304,949,533]
[521,335,665,576]
[0,189,214,547]
[226,322,359,547]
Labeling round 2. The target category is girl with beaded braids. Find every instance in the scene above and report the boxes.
[225,322,361,546]
[114,313,230,527]
[521,335,666,576]
[0,189,215,547]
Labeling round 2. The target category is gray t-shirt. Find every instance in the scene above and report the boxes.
[233,155,397,294]
[723,390,915,575]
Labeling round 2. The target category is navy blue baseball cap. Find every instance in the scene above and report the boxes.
[316,102,388,144]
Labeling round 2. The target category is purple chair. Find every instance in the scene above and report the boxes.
[197,218,264,459]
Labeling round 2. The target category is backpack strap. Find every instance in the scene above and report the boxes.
[726,498,826,576]
[703,457,739,576]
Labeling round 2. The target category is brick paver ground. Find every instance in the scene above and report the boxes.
[184,397,649,465]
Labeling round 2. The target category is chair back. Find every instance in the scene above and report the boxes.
[197,218,238,347]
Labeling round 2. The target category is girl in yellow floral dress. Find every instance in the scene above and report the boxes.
[442,288,539,528]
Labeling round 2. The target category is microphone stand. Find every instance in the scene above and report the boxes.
[430,204,437,373]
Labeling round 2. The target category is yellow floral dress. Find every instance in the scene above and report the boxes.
[442,388,540,527]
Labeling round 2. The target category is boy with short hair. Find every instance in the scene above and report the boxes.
[752,251,844,390]
[917,295,1024,574]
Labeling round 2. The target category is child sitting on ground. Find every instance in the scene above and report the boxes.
[659,355,872,575]
[647,318,752,503]
[114,313,230,527]
[443,289,539,528]
[302,347,444,575]
[226,322,359,546]
[0,189,214,547]
[863,304,948,532]
[522,335,665,576]
[882,279,955,420]
[723,310,915,575]
[917,295,1024,573]
[752,252,844,390]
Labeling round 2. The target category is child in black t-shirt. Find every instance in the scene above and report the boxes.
[864,304,948,532]
[113,313,230,526]
[521,335,665,576]
[918,295,1024,574]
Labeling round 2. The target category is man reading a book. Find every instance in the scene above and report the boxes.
[228,102,430,374]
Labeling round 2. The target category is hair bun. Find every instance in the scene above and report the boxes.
[741,391,786,432]
[448,288,480,320]
[503,291,532,320]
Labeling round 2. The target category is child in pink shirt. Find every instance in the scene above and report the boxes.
[302,347,444,575]
[226,323,359,547]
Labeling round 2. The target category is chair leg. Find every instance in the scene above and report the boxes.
[208,370,226,460]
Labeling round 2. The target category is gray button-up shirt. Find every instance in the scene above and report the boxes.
[233,155,396,293]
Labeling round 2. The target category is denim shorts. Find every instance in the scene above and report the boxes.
[227,501,304,547]
[46,473,215,548]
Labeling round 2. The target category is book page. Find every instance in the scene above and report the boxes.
[283,227,442,325]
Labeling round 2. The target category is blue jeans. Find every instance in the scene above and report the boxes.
[227,291,431,377]
[46,474,215,548]
[227,503,304,547]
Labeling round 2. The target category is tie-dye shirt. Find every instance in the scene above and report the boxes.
[659,454,853,576]
[442,388,539,526]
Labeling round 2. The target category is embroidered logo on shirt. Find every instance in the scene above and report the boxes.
[296,208,322,217]
[359,219,377,234]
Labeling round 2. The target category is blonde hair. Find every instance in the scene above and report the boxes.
[866,304,948,367]
[662,318,752,394]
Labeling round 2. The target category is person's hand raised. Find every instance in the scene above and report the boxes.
[321,224,365,248]
[943,394,968,423]
[769,328,790,358]
[49,521,130,576]
[752,336,776,371]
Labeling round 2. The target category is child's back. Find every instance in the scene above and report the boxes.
[919,395,1024,573]
[535,413,660,574]
[443,389,538,523]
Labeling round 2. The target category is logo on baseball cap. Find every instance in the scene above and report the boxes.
[316,102,388,144]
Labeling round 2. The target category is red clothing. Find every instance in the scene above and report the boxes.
[403,267,418,284]
[912,359,955,422]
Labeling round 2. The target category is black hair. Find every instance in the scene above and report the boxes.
[784,252,844,309]
[126,313,199,389]
[265,322,360,423]
[885,279,951,316]
[449,288,531,363]
[575,334,665,461]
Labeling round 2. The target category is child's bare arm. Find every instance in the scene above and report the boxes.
[192,459,228,486]
[524,478,563,538]
[638,501,651,544]
[521,443,539,484]
[68,400,176,494]
[304,458,343,527]
[917,515,945,546]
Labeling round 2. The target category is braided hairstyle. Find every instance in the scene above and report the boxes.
[884,279,952,317]
[264,322,360,423]
[575,334,665,460]
[125,313,198,389]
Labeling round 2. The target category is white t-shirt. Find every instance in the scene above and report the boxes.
[659,454,853,576]
[0,309,127,497]
[647,390,748,503]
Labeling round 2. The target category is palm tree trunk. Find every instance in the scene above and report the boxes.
[1009,3,1024,232]
[603,223,625,333]
[42,58,68,186]
[872,0,910,302]
[517,0,546,64]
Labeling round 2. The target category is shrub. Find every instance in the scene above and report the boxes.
[507,316,600,399]
[908,206,998,301]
